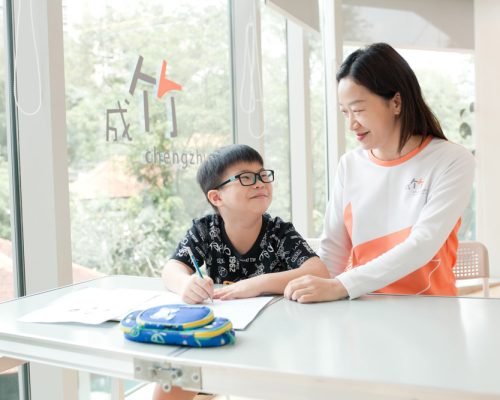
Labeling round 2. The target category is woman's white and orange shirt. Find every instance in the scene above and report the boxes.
[319,137,475,299]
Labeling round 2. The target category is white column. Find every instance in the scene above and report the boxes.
[474,0,500,277]
[11,0,77,398]
[230,0,265,154]
[287,20,313,236]
[14,0,72,293]
[321,0,344,199]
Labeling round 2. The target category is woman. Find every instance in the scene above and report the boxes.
[285,43,475,302]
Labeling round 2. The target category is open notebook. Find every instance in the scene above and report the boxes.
[18,287,279,330]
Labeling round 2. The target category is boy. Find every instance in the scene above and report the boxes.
[163,144,329,302]
[155,144,329,400]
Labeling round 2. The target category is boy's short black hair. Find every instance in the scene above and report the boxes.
[197,144,264,211]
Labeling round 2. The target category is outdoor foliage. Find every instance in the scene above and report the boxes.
[0,2,477,278]
[65,0,231,276]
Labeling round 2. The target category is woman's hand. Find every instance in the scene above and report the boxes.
[180,275,214,304]
[284,276,348,303]
[213,277,262,300]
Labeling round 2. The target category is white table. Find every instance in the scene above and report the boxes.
[1,275,499,399]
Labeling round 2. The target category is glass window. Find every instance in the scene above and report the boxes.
[260,1,328,235]
[307,30,327,237]
[62,0,232,281]
[261,1,291,221]
[62,2,232,397]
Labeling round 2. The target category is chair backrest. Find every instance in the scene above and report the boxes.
[453,241,489,279]
[453,241,490,297]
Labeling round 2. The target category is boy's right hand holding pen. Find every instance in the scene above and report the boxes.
[180,273,214,304]
[181,247,214,304]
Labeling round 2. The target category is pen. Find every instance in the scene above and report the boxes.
[186,247,213,303]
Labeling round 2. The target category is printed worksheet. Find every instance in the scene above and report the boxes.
[19,287,277,329]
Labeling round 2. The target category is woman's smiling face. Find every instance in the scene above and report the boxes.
[338,77,402,159]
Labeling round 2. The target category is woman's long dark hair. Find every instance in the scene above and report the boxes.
[336,43,446,152]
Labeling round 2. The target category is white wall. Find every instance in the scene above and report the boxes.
[343,0,474,50]
[10,0,77,399]
[475,0,500,277]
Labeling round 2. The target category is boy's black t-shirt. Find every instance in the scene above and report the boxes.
[171,213,317,284]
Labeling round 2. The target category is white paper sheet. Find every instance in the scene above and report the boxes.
[18,288,159,325]
[136,293,277,330]
[19,287,277,330]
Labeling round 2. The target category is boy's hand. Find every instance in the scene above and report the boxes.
[213,278,262,300]
[181,275,214,304]
[284,276,348,303]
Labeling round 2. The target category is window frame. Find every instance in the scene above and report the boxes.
[6,0,344,398]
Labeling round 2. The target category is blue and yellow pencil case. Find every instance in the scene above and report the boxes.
[120,304,236,347]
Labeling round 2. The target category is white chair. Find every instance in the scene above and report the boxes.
[453,241,490,297]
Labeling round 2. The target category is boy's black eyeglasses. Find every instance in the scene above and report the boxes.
[214,169,275,189]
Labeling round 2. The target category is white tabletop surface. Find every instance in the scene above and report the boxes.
[178,293,500,399]
[1,275,499,399]
[0,276,184,379]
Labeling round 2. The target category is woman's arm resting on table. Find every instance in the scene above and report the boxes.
[213,256,330,300]
[162,260,214,304]
[284,276,348,303]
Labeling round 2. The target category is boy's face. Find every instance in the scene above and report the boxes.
[209,161,273,217]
